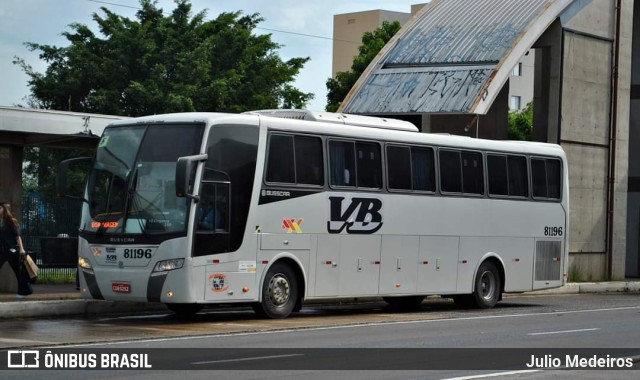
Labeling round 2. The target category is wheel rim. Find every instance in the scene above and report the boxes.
[479,270,496,300]
[268,273,290,307]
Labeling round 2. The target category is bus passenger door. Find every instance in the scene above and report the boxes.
[379,235,419,294]
[417,236,459,293]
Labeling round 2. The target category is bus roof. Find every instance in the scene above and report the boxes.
[106,111,565,158]
[244,109,419,132]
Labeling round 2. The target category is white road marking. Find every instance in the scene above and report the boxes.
[59,305,640,348]
[528,327,600,336]
[192,353,304,365]
[439,370,542,380]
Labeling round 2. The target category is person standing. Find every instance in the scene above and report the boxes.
[0,202,31,298]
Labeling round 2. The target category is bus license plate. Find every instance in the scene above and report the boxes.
[112,282,131,293]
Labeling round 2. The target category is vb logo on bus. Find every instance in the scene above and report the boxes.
[327,196,383,234]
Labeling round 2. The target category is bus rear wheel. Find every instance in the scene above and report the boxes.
[253,262,299,319]
[455,261,501,309]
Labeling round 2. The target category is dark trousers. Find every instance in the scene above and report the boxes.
[0,250,32,296]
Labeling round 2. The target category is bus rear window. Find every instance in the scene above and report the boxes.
[531,158,562,200]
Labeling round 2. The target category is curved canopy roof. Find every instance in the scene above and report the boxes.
[339,0,575,115]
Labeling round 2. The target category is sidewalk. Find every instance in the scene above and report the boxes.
[0,281,639,319]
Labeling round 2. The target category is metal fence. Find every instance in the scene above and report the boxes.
[21,194,82,282]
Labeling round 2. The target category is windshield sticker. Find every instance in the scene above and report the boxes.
[209,273,229,293]
[282,218,303,234]
[98,136,110,148]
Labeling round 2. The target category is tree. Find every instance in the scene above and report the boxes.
[326,20,402,112]
[507,102,533,140]
[23,147,92,198]
[14,0,313,116]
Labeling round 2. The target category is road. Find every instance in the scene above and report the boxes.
[1,293,639,379]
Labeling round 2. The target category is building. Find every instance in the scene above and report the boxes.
[332,3,533,111]
[338,0,638,281]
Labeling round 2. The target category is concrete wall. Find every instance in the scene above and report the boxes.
[559,0,631,280]
[626,0,640,277]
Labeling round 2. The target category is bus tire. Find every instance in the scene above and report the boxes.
[383,296,425,311]
[254,262,299,319]
[166,303,203,316]
[470,261,501,309]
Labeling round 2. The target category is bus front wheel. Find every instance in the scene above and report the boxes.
[253,262,299,319]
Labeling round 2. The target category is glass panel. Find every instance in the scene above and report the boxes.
[195,125,259,256]
[462,151,484,194]
[356,142,381,188]
[412,147,435,192]
[387,146,411,190]
[439,150,462,193]
[329,141,356,187]
[487,155,508,196]
[266,135,295,183]
[128,125,203,234]
[86,127,145,231]
[546,159,561,199]
[295,135,323,185]
[531,159,548,198]
[508,156,528,197]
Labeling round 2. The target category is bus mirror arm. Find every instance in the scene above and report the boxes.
[175,154,208,200]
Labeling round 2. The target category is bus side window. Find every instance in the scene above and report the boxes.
[488,155,508,196]
[412,146,435,192]
[329,140,356,187]
[295,135,324,186]
[507,156,528,197]
[462,151,484,195]
[356,142,381,189]
[531,158,548,198]
[387,146,412,190]
[266,135,295,183]
[439,150,462,193]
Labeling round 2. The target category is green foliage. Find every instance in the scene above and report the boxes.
[507,102,533,141]
[14,0,312,116]
[326,20,401,112]
[23,147,92,198]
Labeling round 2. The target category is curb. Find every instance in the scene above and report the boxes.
[526,281,640,296]
[0,299,167,319]
[1,282,639,319]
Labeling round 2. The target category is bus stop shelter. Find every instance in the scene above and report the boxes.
[0,106,123,292]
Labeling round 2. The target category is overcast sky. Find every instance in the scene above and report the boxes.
[0,0,420,112]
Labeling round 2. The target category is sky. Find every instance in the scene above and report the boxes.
[0,0,420,112]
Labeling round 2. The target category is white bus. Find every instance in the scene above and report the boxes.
[59,110,568,318]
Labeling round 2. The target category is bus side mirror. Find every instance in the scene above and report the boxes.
[56,157,92,198]
[175,154,208,201]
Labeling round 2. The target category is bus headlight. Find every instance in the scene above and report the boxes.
[78,257,93,269]
[153,259,184,273]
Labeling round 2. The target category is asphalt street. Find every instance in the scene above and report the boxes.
[1,293,639,379]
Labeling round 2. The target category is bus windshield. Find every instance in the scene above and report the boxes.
[82,123,204,235]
